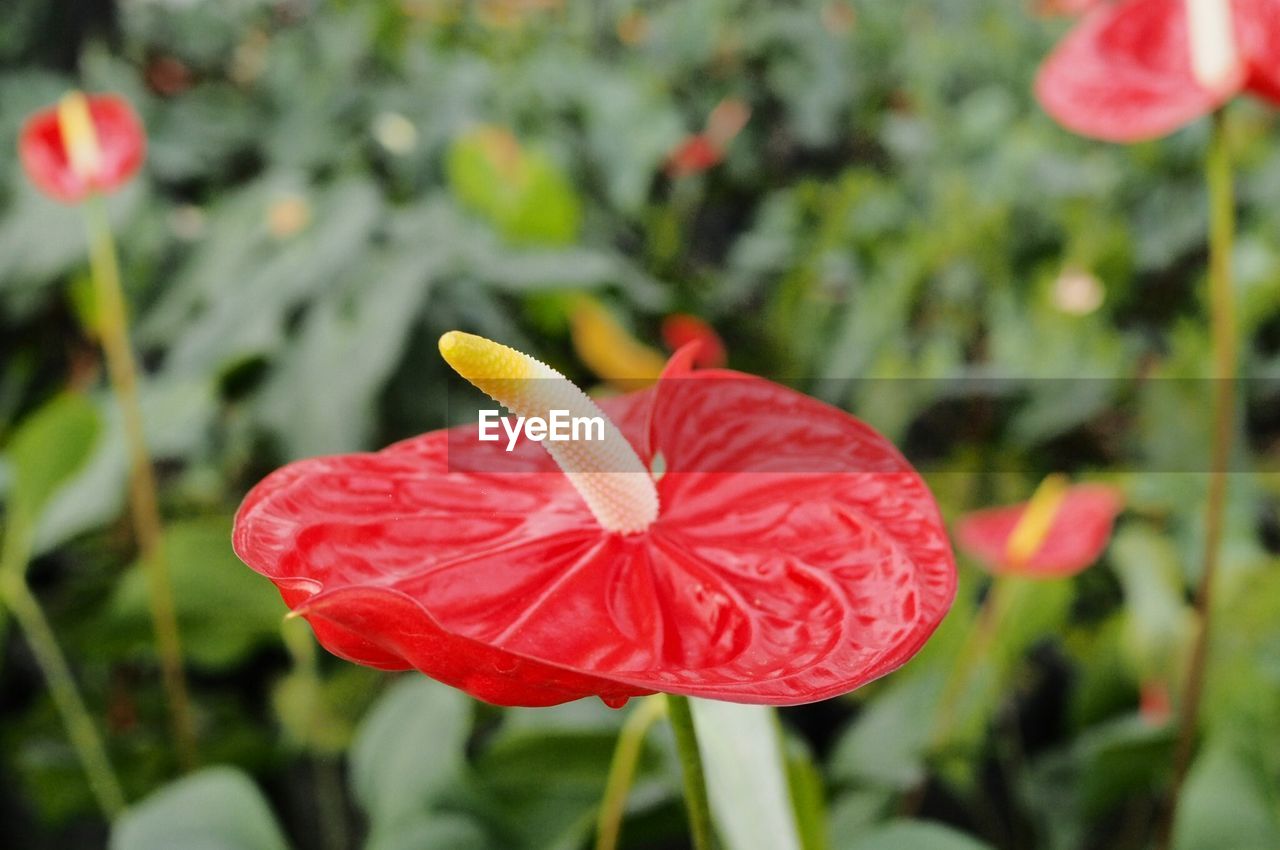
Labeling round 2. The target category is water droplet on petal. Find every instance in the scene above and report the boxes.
[600,695,629,709]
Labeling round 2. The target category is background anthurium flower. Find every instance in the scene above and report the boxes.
[661,315,728,369]
[955,481,1123,578]
[665,97,751,178]
[233,333,955,708]
[666,135,723,179]
[570,297,728,386]
[569,296,670,384]
[1035,0,1280,142]
[19,92,146,203]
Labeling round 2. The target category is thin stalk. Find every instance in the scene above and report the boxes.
[929,576,1018,752]
[595,695,666,850]
[82,197,197,770]
[665,695,716,850]
[0,541,125,818]
[281,619,349,850]
[1159,109,1237,848]
[313,756,349,850]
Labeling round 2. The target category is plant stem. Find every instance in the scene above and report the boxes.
[82,197,197,770]
[313,756,349,850]
[929,576,1016,752]
[595,695,666,850]
[665,695,716,850]
[1159,109,1237,849]
[0,535,125,818]
[280,619,349,850]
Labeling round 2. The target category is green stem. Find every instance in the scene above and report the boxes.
[1160,109,1237,849]
[280,618,348,850]
[0,540,125,818]
[313,756,349,850]
[929,575,1017,752]
[83,197,197,770]
[595,695,666,850]
[666,695,716,850]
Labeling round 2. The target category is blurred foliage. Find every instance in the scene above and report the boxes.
[3,0,1280,848]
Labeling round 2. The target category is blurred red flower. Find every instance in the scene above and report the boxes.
[19,93,146,204]
[1140,678,1174,725]
[661,314,727,369]
[955,482,1123,578]
[665,97,751,178]
[666,135,723,179]
[1036,0,1280,142]
[234,339,955,707]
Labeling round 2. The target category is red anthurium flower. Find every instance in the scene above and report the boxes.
[955,478,1123,578]
[665,97,751,178]
[666,135,723,179]
[1140,678,1174,725]
[234,333,955,707]
[19,92,146,204]
[1036,0,1280,142]
[570,297,727,386]
[661,314,727,369]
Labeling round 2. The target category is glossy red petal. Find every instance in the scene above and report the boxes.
[1035,0,1230,142]
[954,484,1123,578]
[234,370,954,706]
[18,94,145,204]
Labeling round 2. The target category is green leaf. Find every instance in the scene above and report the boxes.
[472,715,665,850]
[350,676,473,833]
[366,813,492,850]
[110,517,285,670]
[33,378,218,554]
[4,393,100,529]
[827,789,892,841]
[784,734,829,850]
[272,659,382,755]
[691,700,803,850]
[447,127,582,246]
[843,821,993,850]
[1173,744,1279,850]
[1109,524,1195,681]
[256,231,437,457]
[110,766,290,850]
[830,673,937,791]
[149,177,383,376]
[1020,715,1173,844]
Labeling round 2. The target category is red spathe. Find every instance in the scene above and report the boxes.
[19,94,146,203]
[1036,0,1280,142]
[955,484,1123,578]
[234,357,955,707]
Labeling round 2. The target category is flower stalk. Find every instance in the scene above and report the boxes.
[83,195,197,770]
[595,695,667,850]
[666,694,716,850]
[929,574,1020,752]
[0,527,125,818]
[1160,108,1238,848]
